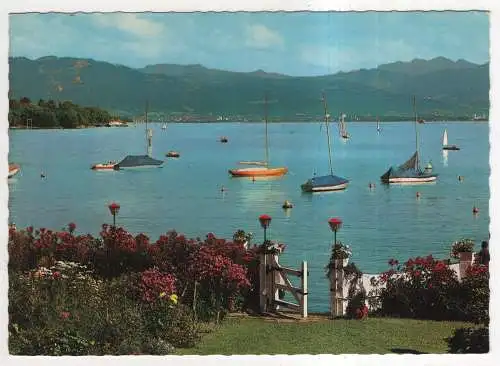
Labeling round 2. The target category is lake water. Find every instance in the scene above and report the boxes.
[8,121,490,311]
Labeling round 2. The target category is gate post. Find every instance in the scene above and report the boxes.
[259,253,268,313]
[301,261,308,318]
[330,259,344,318]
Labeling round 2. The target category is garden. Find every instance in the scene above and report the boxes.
[7,221,489,355]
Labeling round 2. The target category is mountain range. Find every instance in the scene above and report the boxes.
[8,56,489,119]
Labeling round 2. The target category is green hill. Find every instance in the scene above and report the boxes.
[8,56,489,119]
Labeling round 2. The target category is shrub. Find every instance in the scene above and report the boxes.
[447,327,489,353]
[375,255,462,320]
[461,265,489,324]
[375,255,490,323]
[343,262,367,319]
[142,338,176,355]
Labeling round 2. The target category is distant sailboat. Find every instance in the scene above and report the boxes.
[162,123,167,130]
[339,113,350,140]
[228,94,288,177]
[301,93,349,192]
[380,96,438,184]
[442,128,460,151]
[376,117,381,133]
[114,101,164,170]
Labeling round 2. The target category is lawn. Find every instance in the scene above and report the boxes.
[176,315,472,355]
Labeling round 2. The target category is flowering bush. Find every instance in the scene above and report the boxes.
[189,245,251,322]
[8,223,260,345]
[138,268,177,304]
[373,255,489,322]
[461,264,489,324]
[451,239,475,258]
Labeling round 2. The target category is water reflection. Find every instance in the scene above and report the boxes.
[442,150,448,167]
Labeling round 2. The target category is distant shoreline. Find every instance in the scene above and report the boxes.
[9,119,489,130]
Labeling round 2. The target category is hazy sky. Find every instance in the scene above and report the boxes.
[9,11,489,76]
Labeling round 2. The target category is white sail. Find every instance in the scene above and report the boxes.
[443,129,448,146]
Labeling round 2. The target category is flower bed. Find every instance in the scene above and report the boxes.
[8,223,262,355]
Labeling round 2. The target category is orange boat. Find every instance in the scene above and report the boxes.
[229,95,287,178]
[229,166,288,177]
[8,164,20,178]
[91,161,117,170]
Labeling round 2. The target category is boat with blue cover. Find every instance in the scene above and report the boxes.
[114,101,164,170]
[301,93,349,192]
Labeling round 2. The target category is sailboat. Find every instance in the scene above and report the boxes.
[339,113,350,140]
[380,96,438,184]
[113,101,164,170]
[442,128,460,151]
[376,117,381,133]
[301,93,349,192]
[228,95,288,177]
[162,122,167,130]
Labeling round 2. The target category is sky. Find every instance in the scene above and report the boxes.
[9,11,490,76]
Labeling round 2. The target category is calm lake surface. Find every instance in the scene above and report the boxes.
[8,121,490,311]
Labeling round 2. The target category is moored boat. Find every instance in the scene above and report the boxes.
[8,164,20,178]
[114,101,164,170]
[229,166,288,177]
[166,151,180,158]
[91,161,117,170]
[442,128,460,151]
[380,96,438,184]
[229,94,287,178]
[301,93,349,192]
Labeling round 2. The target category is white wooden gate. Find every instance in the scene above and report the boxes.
[259,253,308,318]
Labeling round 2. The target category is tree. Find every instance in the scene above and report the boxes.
[20,97,31,105]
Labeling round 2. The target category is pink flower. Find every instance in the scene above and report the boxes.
[52,271,61,279]
[68,222,76,233]
[60,311,70,320]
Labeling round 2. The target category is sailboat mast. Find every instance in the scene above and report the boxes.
[264,94,269,167]
[322,93,334,176]
[145,100,153,157]
[413,95,419,169]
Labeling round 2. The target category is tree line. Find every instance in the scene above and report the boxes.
[9,97,113,129]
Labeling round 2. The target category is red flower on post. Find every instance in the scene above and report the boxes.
[328,217,343,232]
[108,202,120,216]
[258,214,272,229]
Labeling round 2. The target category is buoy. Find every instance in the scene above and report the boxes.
[282,200,293,209]
[473,206,479,214]
[416,191,421,199]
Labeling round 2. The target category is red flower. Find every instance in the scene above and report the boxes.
[52,271,61,279]
[60,311,70,320]
[27,226,34,234]
[414,270,421,277]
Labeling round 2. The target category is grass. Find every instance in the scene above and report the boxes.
[176,315,472,355]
